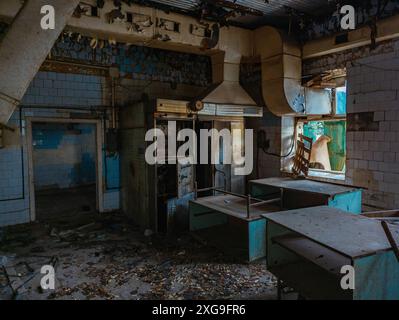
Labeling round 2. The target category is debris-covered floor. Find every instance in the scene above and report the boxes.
[0,208,277,300]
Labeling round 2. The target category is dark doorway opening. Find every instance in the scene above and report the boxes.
[31,122,97,222]
[156,119,195,234]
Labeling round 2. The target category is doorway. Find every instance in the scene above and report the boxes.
[155,118,195,233]
[27,118,103,223]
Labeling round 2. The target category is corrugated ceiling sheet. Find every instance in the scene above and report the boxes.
[237,0,328,14]
[149,0,329,15]
[150,0,198,11]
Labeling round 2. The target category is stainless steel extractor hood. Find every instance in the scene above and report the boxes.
[192,53,263,118]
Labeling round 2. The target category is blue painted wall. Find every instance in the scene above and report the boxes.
[32,123,96,190]
[104,153,120,190]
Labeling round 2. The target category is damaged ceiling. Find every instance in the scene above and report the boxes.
[123,0,399,39]
[129,0,339,29]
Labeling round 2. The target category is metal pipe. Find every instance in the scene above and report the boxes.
[196,186,218,193]
[213,189,266,203]
[246,194,251,219]
[46,59,109,71]
[111,78,116,129]
[250,198,281,207]
[194,181,198,200]
[214,166,227,191]
[195,186,273,208]
[215,188,247,198]
[20,104,110,111]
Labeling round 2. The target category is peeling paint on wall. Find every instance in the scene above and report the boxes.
[0,22,212,87]
[303,39,395,76]
[347,112,379,132]
[49,33,212,87]
[303,0,399,41]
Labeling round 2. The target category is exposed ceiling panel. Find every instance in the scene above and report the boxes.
[149,0,330,14]
[234,0,327,15]
[150,0,198,11]
[140,0,337,28]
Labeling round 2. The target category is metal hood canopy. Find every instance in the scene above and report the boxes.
[199,79,263,117]
[190,55,262,117]
[200,51,259,113]
[188,29,262,117]
[202,77,257,107]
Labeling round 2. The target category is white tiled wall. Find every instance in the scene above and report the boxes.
[0,108,30,226]
[345,43,399,208]
[22,71,104,107]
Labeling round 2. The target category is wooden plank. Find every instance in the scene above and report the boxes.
[366,217,399,224]
[362,210,399,218]
[381,221,399,262]
[299,134,313,145]
[251,177,357,197]
[262,206,392,259]
[272,234,351,276]
[292,136,312,177]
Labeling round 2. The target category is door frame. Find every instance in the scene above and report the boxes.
[26,117,104,222]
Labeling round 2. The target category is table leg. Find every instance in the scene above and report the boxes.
[277,278,282,300]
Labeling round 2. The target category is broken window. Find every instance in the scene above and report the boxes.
[335,85,347,115]
[297,81,347,180]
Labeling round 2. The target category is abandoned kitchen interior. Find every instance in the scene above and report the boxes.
[1,0,399,300]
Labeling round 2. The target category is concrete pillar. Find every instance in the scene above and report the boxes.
[0,0,80,124]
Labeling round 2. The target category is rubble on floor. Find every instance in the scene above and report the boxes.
[0,212,277,300]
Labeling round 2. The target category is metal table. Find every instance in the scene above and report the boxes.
[250,177,362,214]
[262,206,399,300]
[189,193,282,262]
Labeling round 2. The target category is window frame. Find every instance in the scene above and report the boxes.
[296,114,347,180]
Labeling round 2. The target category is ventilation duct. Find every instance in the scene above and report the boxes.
[254,26,332,116]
